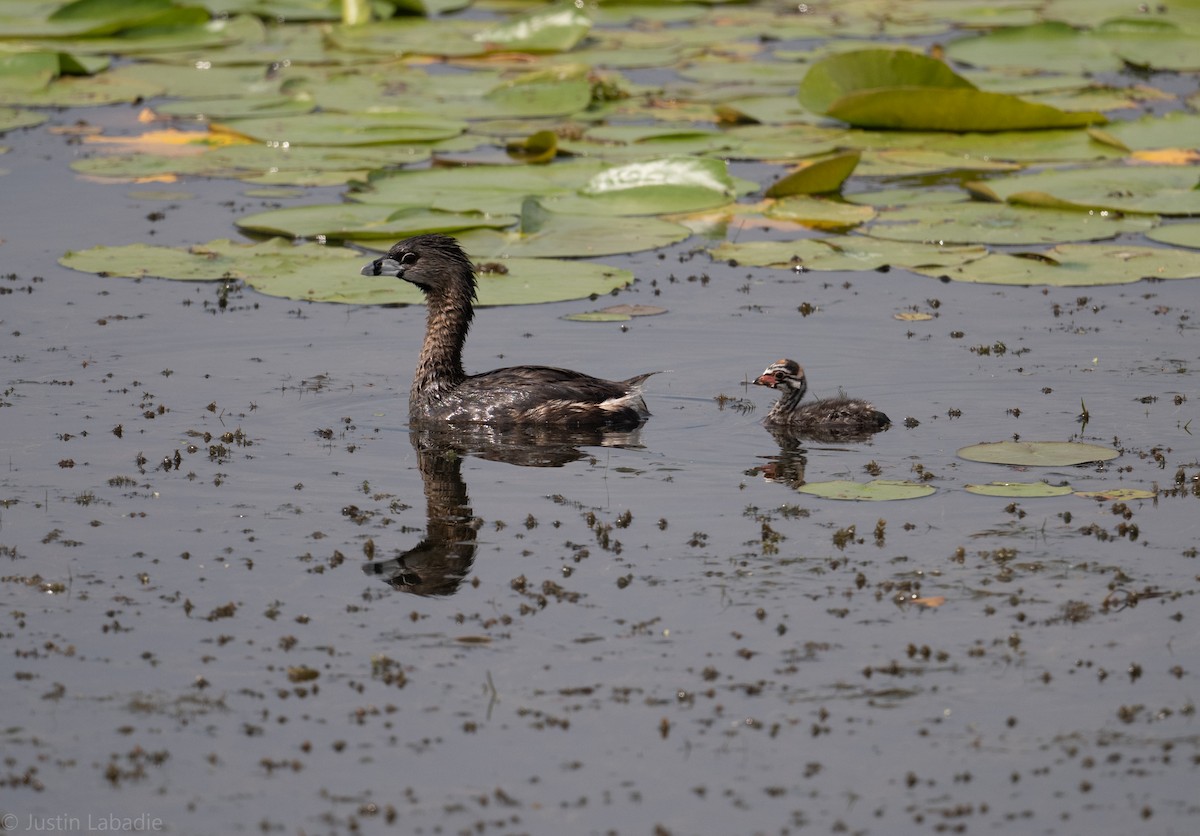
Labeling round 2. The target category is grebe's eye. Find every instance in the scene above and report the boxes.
[774,371,786,381]
[400,252,418,266]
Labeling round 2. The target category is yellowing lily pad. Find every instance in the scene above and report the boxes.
[964,481,1074,498]
[957,441,1118,466]
[765,195,876,231]
[563,304,668,322]
[765,150,861,197]
[506,130,558,164]
[797,479,936,502]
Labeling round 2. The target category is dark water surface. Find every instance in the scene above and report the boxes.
[2,105,1199,836]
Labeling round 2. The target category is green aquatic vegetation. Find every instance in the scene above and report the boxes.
[798,48,1106,131]
[58,237,636,306]
[1,0,1195,297]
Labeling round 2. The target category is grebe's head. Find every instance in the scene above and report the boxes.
[361,233,477,300]
[754,358,805,393]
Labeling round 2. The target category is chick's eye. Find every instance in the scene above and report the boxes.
[774,371,786,381]
[400,252,418,266]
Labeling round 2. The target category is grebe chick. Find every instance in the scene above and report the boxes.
[754,358,890,435]
[362,234,655,428]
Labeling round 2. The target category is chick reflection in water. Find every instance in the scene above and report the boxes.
[751,431,809,490]
[363,424,646,596]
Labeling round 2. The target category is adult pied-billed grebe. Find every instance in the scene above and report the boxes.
[754,358,890,435]
[361,234,655,428]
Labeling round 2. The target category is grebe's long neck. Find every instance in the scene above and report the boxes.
[767,379,807,423]
[412,280,474,405]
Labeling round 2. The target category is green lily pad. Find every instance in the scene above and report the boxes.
[473,5,592,53]
[1146,222,1200,250]
[949,20,1200,75]
[1089,112,1200,153]
[853,127,1123,164]
[391,0,474,16]
[259,254,634,306]
[799,48,1104,131]
[765,150,861,197]
[102,61,287,100]
[60,238,281,282]
[765,196,876,231]
[854,148,1021,178]
[833,87,1104,131]
[799,48,968,116]
[59,238,635,306]
[22,19,240,59]
[481,64,593,119]
[714,95,819,128]
[234,204,515,240]
[213,111,466,147]
[553,156,740,215]
[957,441,1118,466]
[349,159,608,216]
[908,244,1200,286]
[721,123,847,161]
[325,18,487,58]
[0,61,163,106]
[709,237,986,272]
[564,125,739,161]
[865,203,1157,246]
[154,94,315,121]
[451,204,692,258]
[945,22,1126,75]
[0,105,48,132]
[964,481,1074,498]
[1074,488,1157,501]
[71,141,427,186]
[966,165,1200,216]
[845,187,968,208]
[797,479,936,501]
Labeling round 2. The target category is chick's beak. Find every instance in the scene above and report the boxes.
[754,373,777,389]
[361,256,402,278]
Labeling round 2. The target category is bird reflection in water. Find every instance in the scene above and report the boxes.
[753,423,888,490]
[362,423,646,596]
